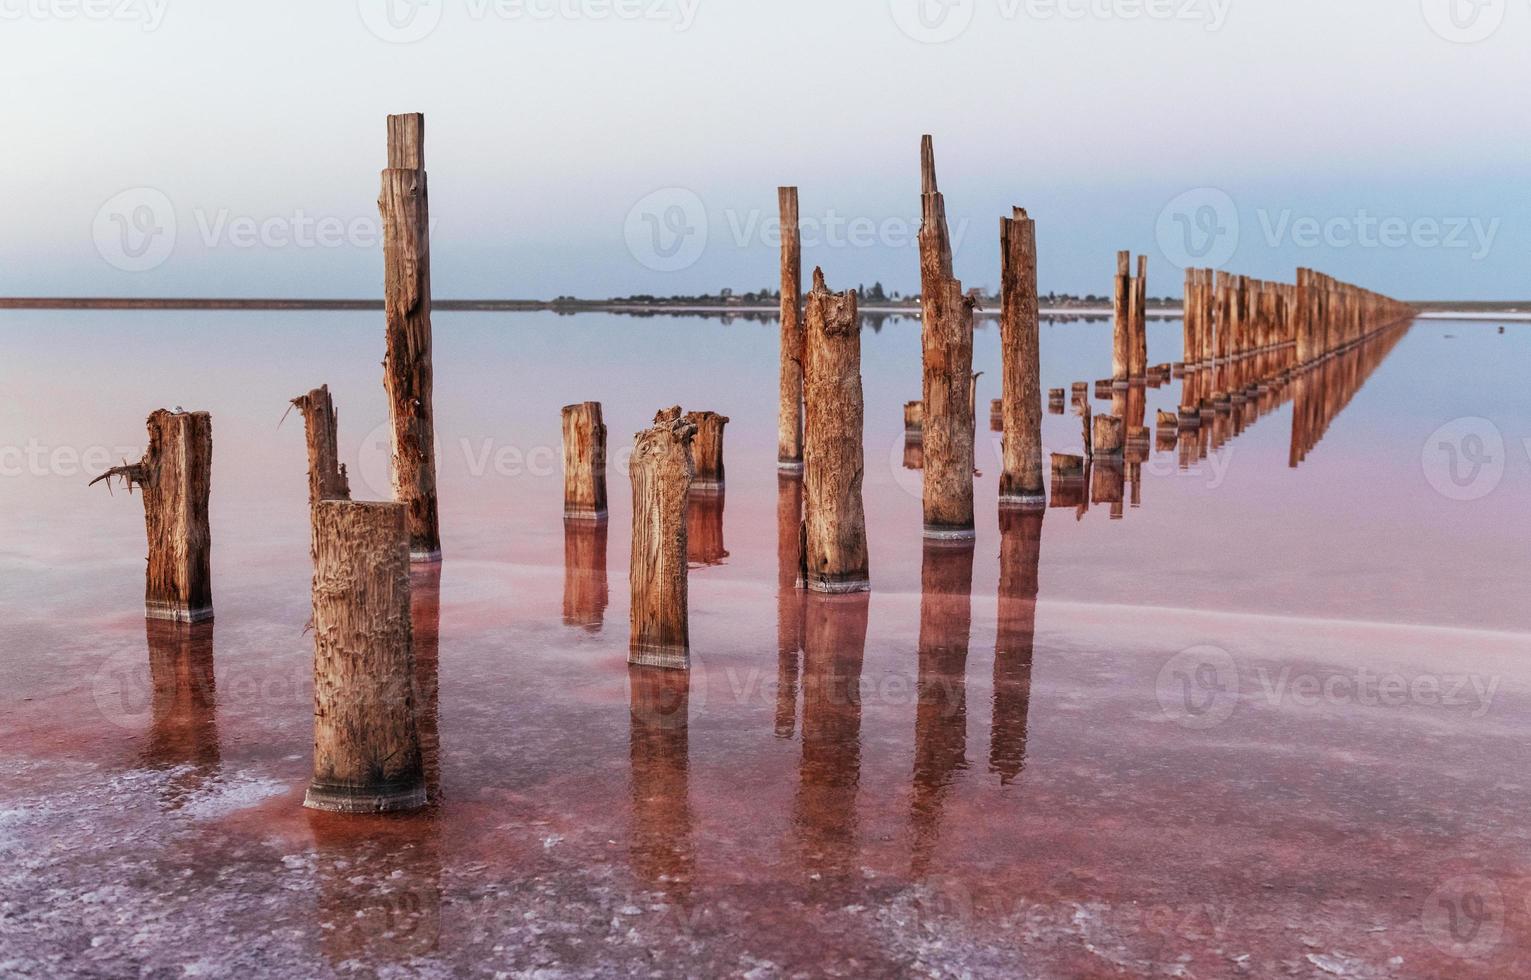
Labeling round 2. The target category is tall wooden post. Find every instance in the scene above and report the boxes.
[305,500,425,814]
[1129,254,1148,380]
[91,409,214,624]
[380,112,441,563]
[685,411,729,492]
[561,401,608,522]
[999,208,1044,509]
[629,408,696,670]
[1111,251,1131,386]
[802,269,870,594]
[778,187,805,472]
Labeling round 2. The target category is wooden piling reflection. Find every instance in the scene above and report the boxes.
[628,666,694,896]
[685,490,728,567]
[775,474,805,739]
[562,519,609,631]
[311,818,444,970]
[410,565,442,805]
[992,509,1041,786]
[142,620,219,774]
[912,539,973,874]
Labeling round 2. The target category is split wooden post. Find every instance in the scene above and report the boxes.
[380,112,442,563]
[91,409,214,623]
[292,386,351,515]
[1091,415,1124,460]
[685,411,729,492]
[561,401,608,522]
[629,408,697,670]
[1130,255,1149,380]
[802,269,870,594]
[1111,251,1131,386]
[778,187,805,471]
[999,208,1044,509]
[304,500,425,814]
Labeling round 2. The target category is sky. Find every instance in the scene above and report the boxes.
[0,0,1525,301]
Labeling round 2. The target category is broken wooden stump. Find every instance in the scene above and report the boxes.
[91,409,214,624]
[684,411,729,493]
[904,400,925,436]
[1091,415,1124,460]
[304,500,425,814]
[998,207,1044,510]
[561,401,608,522]
[629,408,697,670]
[802,269,870,594]
[291,386,352,513]
[380,112,442,563]
[778,186,805,472]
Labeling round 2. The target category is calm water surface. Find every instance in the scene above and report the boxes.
[1,312,1528,977]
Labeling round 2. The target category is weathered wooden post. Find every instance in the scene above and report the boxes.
[1091,414,1124,460]
[380,112,441,563]
[778,186,805,472]
[802,269,870,594]
[904,400,925,435]
[1129,255,1148,380]
[91,409,214,623]
[561,401,608,522]
[291,386,351,514]
[919,136,976,541]
[1112,251,1131,386]
[629,408,696,670]
[304,500,425,813]
[684,411,729,492]
[999,208,1044,510]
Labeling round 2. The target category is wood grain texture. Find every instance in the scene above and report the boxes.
[684,411,729,491]
[999,209,1044,507]
[561,401,609,521]
[1112,251,1131,383]
[304,500,425,814]
[629,407,696,669]
[778,187,805,469]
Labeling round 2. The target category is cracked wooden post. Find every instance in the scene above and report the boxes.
[1112,251,1131,386]
[999,208,1044,510]
[685,411,729,492]
[629,408,696,669]
[91,409,214,623]
[380,111,441,563]
[291,386,352,559]
[304,500,425,814]
[561,401,608,522]
[919,136,976,541]
[1129,255,1148,380]
[802,269,870,594]
[778,187,805,472]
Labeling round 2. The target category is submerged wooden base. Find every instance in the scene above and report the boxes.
[564,508,609,523]
[777,459,805,474]
[146,601,215,624]
[998,491,1047,511]
[303,779,428,815]
[411,549,444,564]
[922,523,977,542]
[628,642,690,671]
[690,480,724,494]
[803,574,871,596]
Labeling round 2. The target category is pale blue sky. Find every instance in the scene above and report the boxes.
[0,0,1525,299]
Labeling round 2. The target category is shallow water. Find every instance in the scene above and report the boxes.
[1,312,1529,977]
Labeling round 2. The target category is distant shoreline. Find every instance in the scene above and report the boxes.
[1,297,1526,320]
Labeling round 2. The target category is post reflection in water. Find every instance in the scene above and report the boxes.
[1289,326,1409,467]
[411,565,443,805]
[911,539,974,875]
[794,592,869,883]
[309,814,444,970]
[562,519,609,631]
[991,509,1042,787]
[141,620,220,785]
[776,474,804,739]
[686,489,729,567]
[628,666,694,897]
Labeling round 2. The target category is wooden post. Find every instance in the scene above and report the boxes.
[802,269,870,594]
[999,208,1044,509]
[778,187,805,471]
[629,408,696,670]
[904,400,924,435]
[91,409,214,624]
[684,411,729,492]
[304,500,425,814]
[380,112,441,563]
[1111,251,1131,386]
[291,386,351,513]
[1129,255,1148,380]
[561,401,608,522]
[1091,415,1124,460]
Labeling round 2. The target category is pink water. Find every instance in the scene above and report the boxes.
[1,312,1528,977]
